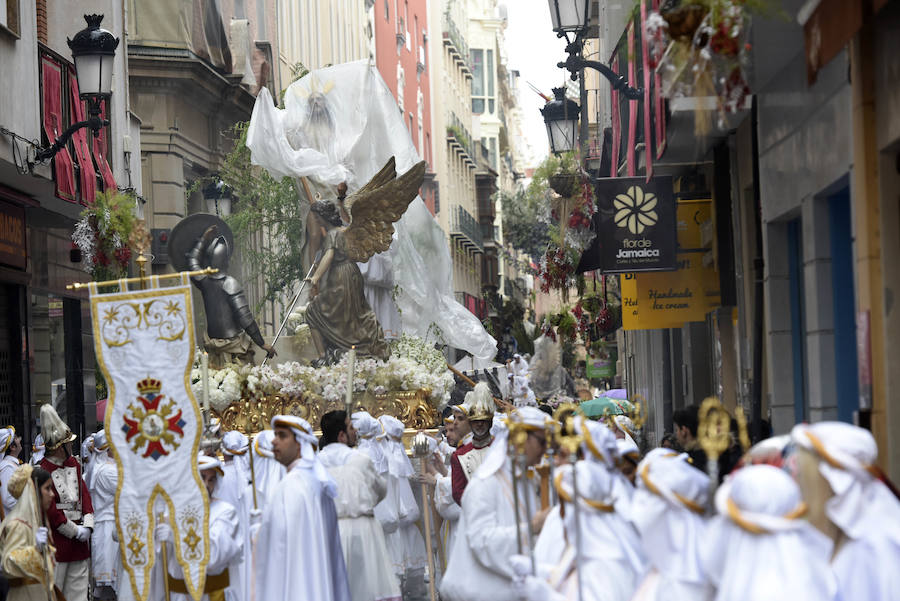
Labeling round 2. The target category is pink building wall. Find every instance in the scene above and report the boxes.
[373,0,436,214]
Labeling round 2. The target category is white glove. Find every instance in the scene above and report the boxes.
[74,525,92,542]
[509,554,533,579]
[35,527,49,551]
[250,509,262,527]
[155,523,173,543]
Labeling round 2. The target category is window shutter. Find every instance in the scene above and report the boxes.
[41,55,77,202]
[68,71,97,205]
[92,99,116,191]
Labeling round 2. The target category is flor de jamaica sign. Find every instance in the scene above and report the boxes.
[577,176,677,273]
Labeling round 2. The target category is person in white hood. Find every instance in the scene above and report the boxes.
[702,464,839,601]
[790,421,900,601]
[629,449,712,601]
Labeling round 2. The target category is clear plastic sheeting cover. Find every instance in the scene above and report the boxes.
[529,335,573,399]
[246,60,497,364]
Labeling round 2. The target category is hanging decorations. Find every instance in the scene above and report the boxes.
[537,154,597,296]
[71,190,138,282]
[648,0,772,132]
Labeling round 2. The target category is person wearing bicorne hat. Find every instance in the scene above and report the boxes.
[790,421,900,601]
[440,407,553,601]
[449,383,495,505]
[38,404,94,601]
[253,415,350,601]
[156,455,242,601]
[0,425,23,517]
[86,430,119,600]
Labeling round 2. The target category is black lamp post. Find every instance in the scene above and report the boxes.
[546,0,642,99]
[34,14,119,163]
[540,88,580,156]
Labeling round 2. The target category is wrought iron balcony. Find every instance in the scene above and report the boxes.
[451,205,484,253]
[442,11,471,78]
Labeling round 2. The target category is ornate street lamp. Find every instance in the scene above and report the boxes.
[547,0,593,35]
[546,0,642,100]
[540,88,580,155]
[34,14,119,163]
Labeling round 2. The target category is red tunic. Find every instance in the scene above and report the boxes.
[450,442,475,505]
[40,456,93,563]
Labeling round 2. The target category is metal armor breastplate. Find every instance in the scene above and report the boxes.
[199,278,241,339]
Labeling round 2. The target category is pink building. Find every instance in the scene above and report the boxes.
[373,0,437,213]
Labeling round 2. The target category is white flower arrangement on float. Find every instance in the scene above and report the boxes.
[190,361,248,412]
[189,335,455,410]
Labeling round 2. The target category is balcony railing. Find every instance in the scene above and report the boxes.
[446,112,475,167]
[442,11,471,77]
[451,205,483,253]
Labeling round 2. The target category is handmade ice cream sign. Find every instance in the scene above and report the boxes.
[90,277,209,601]
[578,175,677,273]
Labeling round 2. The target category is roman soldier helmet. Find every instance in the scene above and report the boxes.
[467,382,496,422]
[40,404,77,451]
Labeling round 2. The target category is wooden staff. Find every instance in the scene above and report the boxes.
[537,464,551,510]
[248,438,259,510]
[413,434,438,601]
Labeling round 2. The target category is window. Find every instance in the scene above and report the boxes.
[2,0,19,36]
[385,0,389,20]
[487,50,495,114]
[409,113,415,139]
[489,137,497,169]
[471,49,484,114]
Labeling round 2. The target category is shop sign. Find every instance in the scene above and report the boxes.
[586,343,618,379]
[593,176,677,273]
[0,200,26,270]
[622,198,720,330]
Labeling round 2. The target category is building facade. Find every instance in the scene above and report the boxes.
[585,0,900,477]
[0,0,137,441]
[374,0,437,213]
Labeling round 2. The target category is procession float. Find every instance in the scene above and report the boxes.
[165,60,501,436]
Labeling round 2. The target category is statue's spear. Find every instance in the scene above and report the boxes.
[263,250,323,367]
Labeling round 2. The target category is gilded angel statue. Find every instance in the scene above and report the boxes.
[304,157,427,362]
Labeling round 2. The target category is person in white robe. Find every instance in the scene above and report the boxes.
[253,415,350,601]
[156,455,243,601]
[430,413,462,571]
[440,407,552,601]
[319,410,401,601]
[516,458,645,601]
[249,429,285,509]
[702,464,839,601]
[351,411,388,476]
[375,415,427,594]
[220,431,253,601]
[0,426,22,517]
[790,421,900,601]
[629,449,712,601]
[30,434,45,467]
[87,430,119,599]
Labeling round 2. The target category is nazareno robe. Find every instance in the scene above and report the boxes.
[253,457,351,601]
[318,443,401,601]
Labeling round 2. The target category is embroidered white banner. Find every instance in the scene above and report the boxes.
[91,280,209,601]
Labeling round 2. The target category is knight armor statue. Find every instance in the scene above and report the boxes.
[169,214,275,368]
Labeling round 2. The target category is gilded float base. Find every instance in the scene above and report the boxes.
[212,388,439,438]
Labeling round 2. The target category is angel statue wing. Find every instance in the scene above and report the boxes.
[343,157,427,262]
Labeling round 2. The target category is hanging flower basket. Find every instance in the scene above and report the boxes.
[661,3,709,41]
[548,173,578,198]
